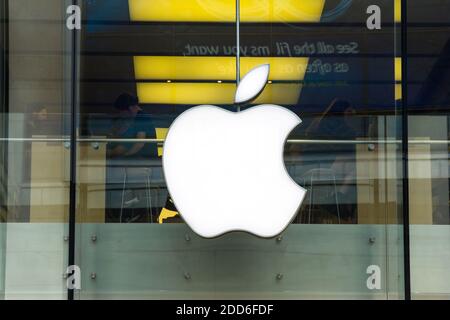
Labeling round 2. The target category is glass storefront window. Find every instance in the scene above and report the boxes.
[0,0,448,300]
[0,0,72,299]
[0,0,5,300]
[73,0,403,299]
[407,0,450,300]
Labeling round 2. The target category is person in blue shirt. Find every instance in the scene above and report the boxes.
[107,93,158,160]
[106,93,158,222]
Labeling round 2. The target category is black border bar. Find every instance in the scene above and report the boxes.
[401,0,411,301]
[68,0,79,301]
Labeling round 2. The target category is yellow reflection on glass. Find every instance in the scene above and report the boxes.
[253,83,302,105]
[394,0,401,23]
[241,57,309,81]
[137,83,301,105]
[395,83,402,101]
[395,57,401,82]
[137,83,236,105]
[129,0,325,22]
[135,56,236,80]
[155,127,169,156]
[134,56,309,81]
[395,57,402,100]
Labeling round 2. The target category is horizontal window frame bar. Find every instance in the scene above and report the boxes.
[0,138,448,145]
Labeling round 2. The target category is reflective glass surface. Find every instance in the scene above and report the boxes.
[0,0,71,299]
[74,0,403,299]
[0,0,448,300]
[407,0,450,300]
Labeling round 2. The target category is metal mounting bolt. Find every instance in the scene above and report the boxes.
[369,237,376,244]
[63,273,68,279]
[276,273,283,280]
[184,272,191,280]
[276,235,283,242]
[63,236,69,242]
[91,235,97,242]
[185,234,191,242]
[368,143,376,151]
[90,273,97,280]
[91,142,100,150]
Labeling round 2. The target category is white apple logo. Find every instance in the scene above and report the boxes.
[162,64,306,238]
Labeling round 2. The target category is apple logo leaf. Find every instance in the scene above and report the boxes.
[234,64,270,105]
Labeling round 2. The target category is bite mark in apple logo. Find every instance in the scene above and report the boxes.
[162,64,306,238]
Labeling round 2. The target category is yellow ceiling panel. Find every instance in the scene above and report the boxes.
[241,57,309,81]
[395,83,402,101]
[137,83,236,104]
[395,0,401,23]
[395,57,401,100]
[254,83,302,105]
[129,0,325,22]
[137,82,301,105]
[135,56,236,80]
[395,57,401,82]
[134,56,309,81]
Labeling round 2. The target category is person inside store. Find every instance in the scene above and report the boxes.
[105,92,158,222]
[290,98,367,224]
[107,93,158,160]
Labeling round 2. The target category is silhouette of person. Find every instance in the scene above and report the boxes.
[107,93,157,160]
[290,99,362,223]
[105,93,158,223]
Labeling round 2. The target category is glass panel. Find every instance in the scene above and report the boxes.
[408,0,450,300]
[76,0,237,299]
[0,0,6,300]
[0,0,71,299]
[239,0,404,299]
[75,0,402,299]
